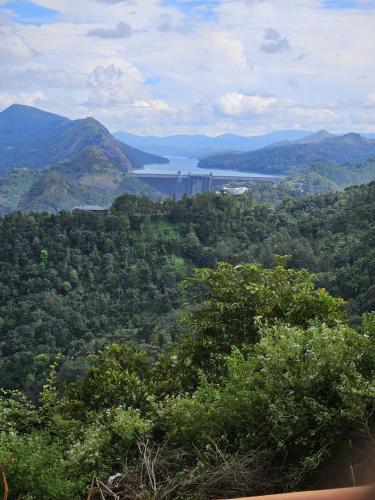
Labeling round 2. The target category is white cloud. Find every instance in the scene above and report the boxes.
[84,63,144,107]
[0,14,36,64]
[216,92,280,116]
[0,91,47,108]
[365,94,375,108]
[0,0,375,134]
[131,99,174,111]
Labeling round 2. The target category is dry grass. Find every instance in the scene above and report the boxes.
[90,440,281,499]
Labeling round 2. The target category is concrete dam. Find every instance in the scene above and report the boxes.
[131,171,279,199]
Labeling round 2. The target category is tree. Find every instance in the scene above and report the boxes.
[170,262,343,388]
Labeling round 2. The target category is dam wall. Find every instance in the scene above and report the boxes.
[132,171,279,199]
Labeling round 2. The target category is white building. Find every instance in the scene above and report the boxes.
[222,186,249,195]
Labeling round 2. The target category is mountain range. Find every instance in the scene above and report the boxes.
[0,105,167,213]
[198,130,375,174]
[114,130,315,157]
[115,130,375,158]
[1,104,375,213]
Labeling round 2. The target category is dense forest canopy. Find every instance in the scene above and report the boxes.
[0,262,374,498]
[0,182,374,394]
[0,183,374,498]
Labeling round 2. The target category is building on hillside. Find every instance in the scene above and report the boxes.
[222,186,249,195]
[74,205,109,213]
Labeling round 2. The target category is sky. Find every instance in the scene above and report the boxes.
[0,0,375,135]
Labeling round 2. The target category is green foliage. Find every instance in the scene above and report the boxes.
[0,390,40,433]
[0,432,77,499]
[65,343,152,416]
[0,183,374,393]
[168,262,342,388]
[163,320,375,485]
[0,260,374,498]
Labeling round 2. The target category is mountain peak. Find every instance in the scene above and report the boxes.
[2,103,69,122]
[3,103,37,113]
[0,104,167,174]
[295,130,336,144]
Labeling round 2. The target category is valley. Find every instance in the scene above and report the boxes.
[1,1,375,497]
[0,107,374,500]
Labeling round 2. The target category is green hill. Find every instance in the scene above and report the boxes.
[0,104,167,174]
[0,168,39,213]
[18,171,98,213]
[199,132,375,174]
[0,105,169,212]
[0,147,162,213]
[0,181,373,388]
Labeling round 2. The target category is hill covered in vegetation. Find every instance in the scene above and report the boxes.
[0,104,167,174]
[0,183,374,498]
[0,105,168,212]
[0,147,161,213]
[0,265,374,498]
[199,131,375,174]
[0,182,374,392]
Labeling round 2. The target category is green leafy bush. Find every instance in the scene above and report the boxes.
[0,432,77,500]
[163,320,375,485]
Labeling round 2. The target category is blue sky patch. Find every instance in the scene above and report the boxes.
[145,76,163,86]
[161,0,220,21]
[3,1,58,24]
[324,0,375,9]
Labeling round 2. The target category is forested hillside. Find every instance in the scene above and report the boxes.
[0,148,161,214]
[199,132,375,174]
[1,182,374,393]
[0,183,374,498]
[0,265,374,498]
[226,159,375,203]
[0,105,168,213]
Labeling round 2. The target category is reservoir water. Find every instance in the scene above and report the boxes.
[133,156,278,179]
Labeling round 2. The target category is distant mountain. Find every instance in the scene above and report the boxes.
[198,132,375,174]
[294,129,336,144]
[261,130,337,150]
[0,104,169,213]
[363,133,375,140]
[114,130,313,158]
[0,104,167,175]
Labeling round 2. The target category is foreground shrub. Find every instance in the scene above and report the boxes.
[163,262,343,391]
[163,320,375,487]
[0,432,77,500]
[1,265,374,498]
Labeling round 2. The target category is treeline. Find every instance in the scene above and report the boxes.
[0,182,374,393]
[229,159,375,205]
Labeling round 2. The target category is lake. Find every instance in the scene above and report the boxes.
[133,156,278,179]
